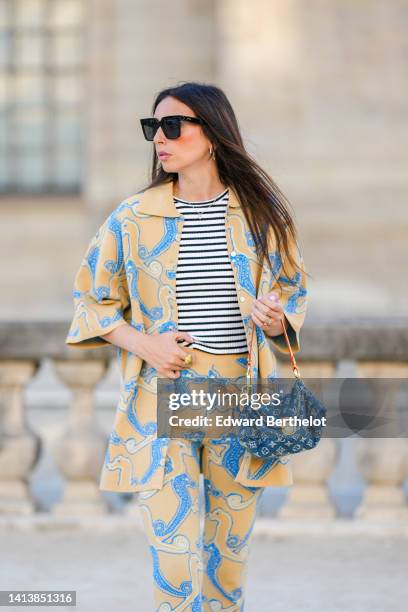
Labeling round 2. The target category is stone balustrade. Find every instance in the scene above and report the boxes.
[0,318,407,521]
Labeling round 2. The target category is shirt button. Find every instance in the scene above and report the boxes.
[231,251,236,257]
[239,295,245,302]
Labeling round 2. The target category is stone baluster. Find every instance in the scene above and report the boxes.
[354,362,408,520]
[277,360,338,519]
[52,359,110,516]
[0,361,41,514]
[278,439,338,519]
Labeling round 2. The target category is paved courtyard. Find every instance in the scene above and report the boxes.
[1,521,407,611]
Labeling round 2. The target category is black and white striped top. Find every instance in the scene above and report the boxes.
[173,187,248,354]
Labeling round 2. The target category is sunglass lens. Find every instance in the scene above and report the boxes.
[141,119,157,141]
[163,117,180,139]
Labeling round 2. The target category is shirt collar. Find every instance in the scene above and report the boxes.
[134,179,241,217]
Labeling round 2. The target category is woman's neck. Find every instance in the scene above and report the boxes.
[173,177,227,202]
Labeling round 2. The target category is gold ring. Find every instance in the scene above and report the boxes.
[183,354,192,366]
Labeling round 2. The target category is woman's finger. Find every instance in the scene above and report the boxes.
[252,300,273,317]
[251,312,265,328]
[252,302,281,321]
[257,296,283,313]
[251,310,276,328]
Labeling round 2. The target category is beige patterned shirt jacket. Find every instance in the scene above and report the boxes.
[65,180,308,492]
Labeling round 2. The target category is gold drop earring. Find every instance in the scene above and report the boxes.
[209,144,216,160]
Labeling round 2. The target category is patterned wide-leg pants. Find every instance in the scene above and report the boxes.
[137,348,264,611]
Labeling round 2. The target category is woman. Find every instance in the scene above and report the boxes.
[66,81,308,611]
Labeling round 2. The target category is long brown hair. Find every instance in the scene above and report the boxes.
[139,81,307,287]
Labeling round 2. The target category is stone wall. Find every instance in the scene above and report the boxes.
[0,0,406,320]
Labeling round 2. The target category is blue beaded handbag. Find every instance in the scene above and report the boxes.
[236,318,327,459]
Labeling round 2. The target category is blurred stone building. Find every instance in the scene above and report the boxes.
[1,0,407,322]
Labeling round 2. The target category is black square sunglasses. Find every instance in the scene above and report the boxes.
[140,115,206,141]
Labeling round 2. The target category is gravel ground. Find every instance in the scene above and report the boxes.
[1,529,407,611]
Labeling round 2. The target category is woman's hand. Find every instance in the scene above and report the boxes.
[250,292,288,336]
[136,330,195,379]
